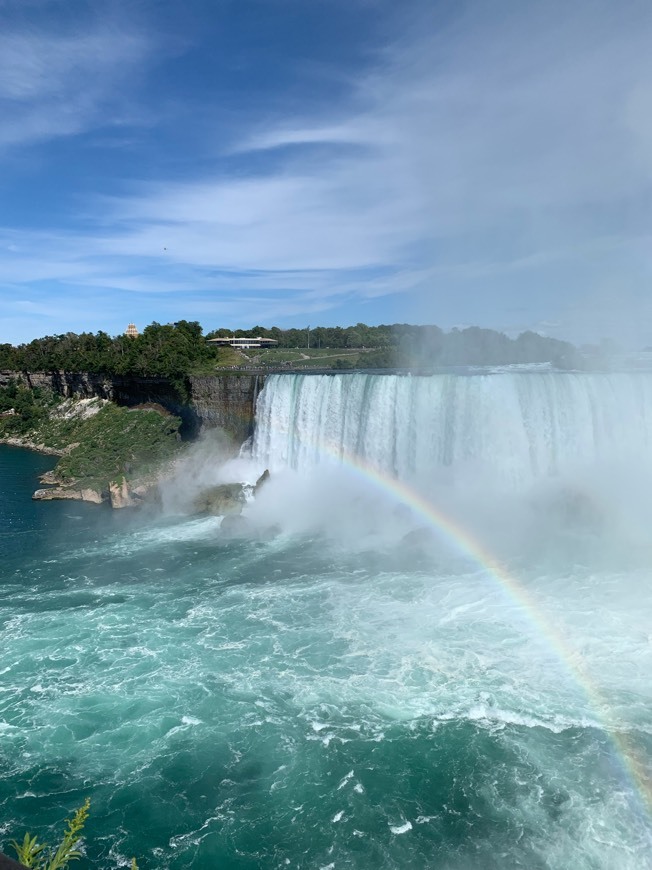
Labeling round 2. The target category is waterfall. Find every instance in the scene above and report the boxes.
[251,372,652,487]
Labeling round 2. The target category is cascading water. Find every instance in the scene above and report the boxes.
[2,372,652,869]
[251,371,652,486]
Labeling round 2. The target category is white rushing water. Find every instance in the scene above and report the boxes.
[4,374,652,868]
[251,371,652,487]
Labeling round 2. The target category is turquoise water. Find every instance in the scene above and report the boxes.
[1,444,652,868]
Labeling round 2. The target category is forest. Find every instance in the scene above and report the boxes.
[0,320,582,376]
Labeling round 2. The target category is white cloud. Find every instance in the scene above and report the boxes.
[0,20,153,148]
[2,0,652,342]
[99,1,652,312]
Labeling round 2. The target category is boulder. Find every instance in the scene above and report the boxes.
[80,488,104,504]
[193,483,245,516]
[220,514,249,537]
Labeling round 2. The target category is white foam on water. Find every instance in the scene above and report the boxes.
[5,371,652,868]
[389,820,412,835]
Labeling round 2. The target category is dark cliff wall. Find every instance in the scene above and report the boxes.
[0,370,116,399]
[0,371,265,445]
[189,375,264,445]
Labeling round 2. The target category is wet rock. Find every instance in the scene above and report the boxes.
[220,514,250,537]
[193,483,245,516]
[253,469,270,497]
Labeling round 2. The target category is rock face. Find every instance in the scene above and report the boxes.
[0,370,265,444]
[188,375,264,444]
[109,477,134,509]
[0,370,116,400]
[32,487,104,504]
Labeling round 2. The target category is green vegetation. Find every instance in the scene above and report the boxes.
[0,382,61,433]
[54,404,182,488]
[0,383,182,491]
[0,320,215,379]
[10,799,138,869]
[0,320,582,377]
[239,346,362,369]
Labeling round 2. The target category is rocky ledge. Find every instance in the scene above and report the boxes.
[33,486,103,504]
[32,473,162,509]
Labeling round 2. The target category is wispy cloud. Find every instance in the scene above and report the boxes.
[105,1,652,309]
[0,15,154,149]
[1,0,651,343]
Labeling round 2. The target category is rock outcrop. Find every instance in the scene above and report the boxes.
[193,483,246,516]
[109,477,135,509]
[0,370,266,444]
[38,470,59,485]
[32,487,104,504]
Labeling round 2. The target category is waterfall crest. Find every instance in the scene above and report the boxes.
[251,372,652,487]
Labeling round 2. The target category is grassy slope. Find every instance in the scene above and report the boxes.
[54,405,182,488]
[209,347,364,369]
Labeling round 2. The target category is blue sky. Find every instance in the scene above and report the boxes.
[1,0,651,346]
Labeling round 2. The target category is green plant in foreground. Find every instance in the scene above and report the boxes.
[10,799,138,869]
[12,798,89,869]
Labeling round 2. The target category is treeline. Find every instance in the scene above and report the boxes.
[210,323,580,366]
[206,323,393,349]
[0,320,581,375]
[0,321,213,377]
[362,325,580,368]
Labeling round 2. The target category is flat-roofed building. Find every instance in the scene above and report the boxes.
[207,336,278,349]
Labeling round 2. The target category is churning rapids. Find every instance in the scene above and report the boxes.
[2,371,652,869]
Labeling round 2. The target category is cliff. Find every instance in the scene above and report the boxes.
[0,371,265,445]
[188,374,264,444]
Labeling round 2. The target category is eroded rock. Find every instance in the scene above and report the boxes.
[32,487,104,504]
[193,483,245,516]
[109,477,135,509]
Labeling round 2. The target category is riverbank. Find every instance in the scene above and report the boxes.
[0,386,184,507]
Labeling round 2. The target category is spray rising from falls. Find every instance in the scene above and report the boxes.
[249,370,652,832]
[4,375,652,868]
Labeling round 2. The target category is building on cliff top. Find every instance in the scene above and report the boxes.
[207,336,278,349]
[125,323,139,338]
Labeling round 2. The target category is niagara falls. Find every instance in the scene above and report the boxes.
[3,0,652,865]
[2,368,652,867]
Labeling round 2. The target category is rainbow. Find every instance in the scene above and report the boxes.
[259,430,652,827]
[342,447,652,823]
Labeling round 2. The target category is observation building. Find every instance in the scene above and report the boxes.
[125,323,139,338]
[207,336,278,349]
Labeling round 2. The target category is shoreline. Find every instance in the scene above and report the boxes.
[0,435,66,457]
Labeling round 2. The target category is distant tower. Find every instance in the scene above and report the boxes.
[125,323,139,338]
